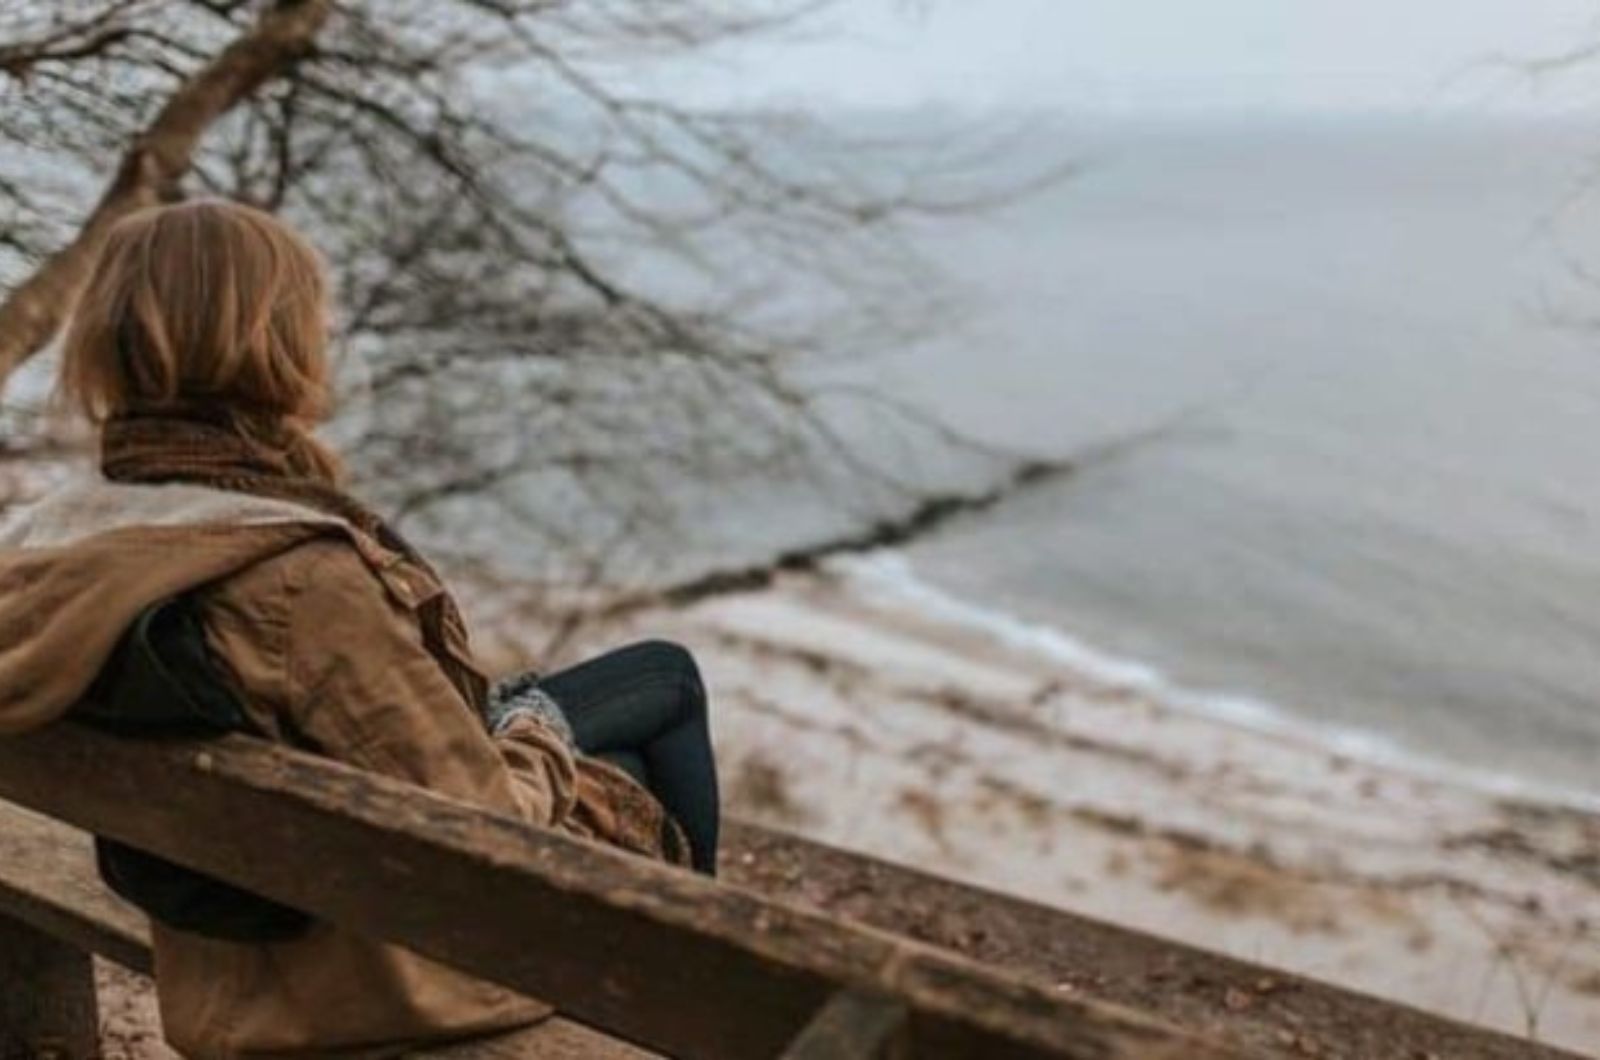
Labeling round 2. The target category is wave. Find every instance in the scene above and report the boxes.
[826,549,1600,814]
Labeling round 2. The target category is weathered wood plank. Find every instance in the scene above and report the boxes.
[3,799,1579,1060]
[0,805,150,974]
[0,804,655,1060]
[0,914,99,1060]
[780,990,907,1060]
[0,724,1241,1060]
[723,824,1596,1060]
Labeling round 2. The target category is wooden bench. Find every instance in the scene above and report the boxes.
[0,721,1240,1059]
[0,804,650,1059]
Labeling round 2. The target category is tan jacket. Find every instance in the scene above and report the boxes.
[0,479,667,1057]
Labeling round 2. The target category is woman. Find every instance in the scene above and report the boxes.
[0,199,717,1057]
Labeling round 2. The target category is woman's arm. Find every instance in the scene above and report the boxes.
[278,540,579,828]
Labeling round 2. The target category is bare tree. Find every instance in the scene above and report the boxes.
[0,0,333,379]
[0,0,1050,586]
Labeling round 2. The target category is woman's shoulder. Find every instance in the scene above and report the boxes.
[235,527,452,620]
[201,533,386,620]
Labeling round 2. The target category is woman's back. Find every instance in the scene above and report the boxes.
[150,513,555,1056]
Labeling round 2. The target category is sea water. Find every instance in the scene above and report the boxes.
[852,111,1600,800]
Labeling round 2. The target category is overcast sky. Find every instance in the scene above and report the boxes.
[660,1,1600,113]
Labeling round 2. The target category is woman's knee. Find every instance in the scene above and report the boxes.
[623,639,697,676]
[626,640,706,709]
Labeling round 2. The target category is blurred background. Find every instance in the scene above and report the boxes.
[609,0,1600,800]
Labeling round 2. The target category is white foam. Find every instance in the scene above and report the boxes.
[827,549,1600,814]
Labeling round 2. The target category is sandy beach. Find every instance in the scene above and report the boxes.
[468,554,1600,1056]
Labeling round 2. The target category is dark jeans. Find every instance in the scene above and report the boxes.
[536,641,720,875]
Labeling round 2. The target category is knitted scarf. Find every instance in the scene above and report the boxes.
[100,408,488,711]
[103,406,387,545]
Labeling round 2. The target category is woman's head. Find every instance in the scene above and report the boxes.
[61,199,339,474]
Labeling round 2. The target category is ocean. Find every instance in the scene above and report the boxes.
[845,111,1600,801]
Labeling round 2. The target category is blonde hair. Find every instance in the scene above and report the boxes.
[61,199,341,481]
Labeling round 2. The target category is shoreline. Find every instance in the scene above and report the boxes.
[831,551,1600,817]
[469,558,1600,1054]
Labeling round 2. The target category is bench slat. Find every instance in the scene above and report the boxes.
[780,989,908,1059]
[0,805,149,974]
[0,804,656,1058]
[0,724,1237,1059]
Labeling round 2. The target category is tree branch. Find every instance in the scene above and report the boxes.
[0,0,334,391]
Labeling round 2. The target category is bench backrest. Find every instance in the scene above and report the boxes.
[0,722,1238,1059]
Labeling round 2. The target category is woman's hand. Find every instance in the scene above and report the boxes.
[485,672,576,747]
